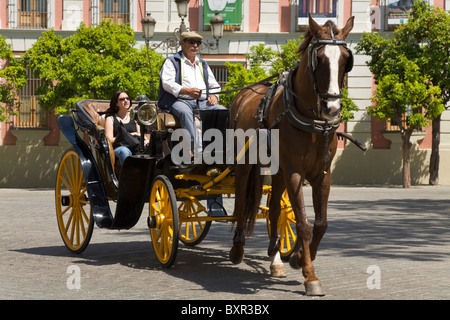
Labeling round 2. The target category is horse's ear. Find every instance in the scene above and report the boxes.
[308,14,322,38]
[340,16,355,39]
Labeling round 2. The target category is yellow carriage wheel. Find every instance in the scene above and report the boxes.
[149,175,179,268]
[178,199,211,246]
[55,149,94,254]
[267,190,298,260]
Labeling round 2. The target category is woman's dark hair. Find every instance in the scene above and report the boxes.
[107,90,130,114]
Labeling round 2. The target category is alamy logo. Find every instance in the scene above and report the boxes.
[366,265,381,289]
[170,128,279,175]
[66,265,81,290]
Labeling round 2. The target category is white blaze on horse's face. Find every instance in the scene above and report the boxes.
[323,45,342,120]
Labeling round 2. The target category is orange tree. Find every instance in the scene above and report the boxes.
[24,20,164,114]
[0,35,26,122]
[356,0,449,186]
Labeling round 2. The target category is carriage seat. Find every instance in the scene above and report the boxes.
[78,101,116,170]
[158,112,181,128]
[81,101,110,129]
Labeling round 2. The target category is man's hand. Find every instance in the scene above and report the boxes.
[181,87,202,99]
[207,94,218,105]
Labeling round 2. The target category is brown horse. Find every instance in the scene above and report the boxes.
[228,15,355,296]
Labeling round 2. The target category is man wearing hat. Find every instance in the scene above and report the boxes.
[158,31,225,159]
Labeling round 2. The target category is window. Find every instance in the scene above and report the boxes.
[16,67,48,128]
[298,0,337,28]
[100,0,130,24]
[210,66,229,89]
[385,107,423,132]
[17,0,47,29]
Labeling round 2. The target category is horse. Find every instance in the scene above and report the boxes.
[228,14,355,296]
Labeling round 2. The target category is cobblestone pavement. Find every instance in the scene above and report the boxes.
[1,186,449,302]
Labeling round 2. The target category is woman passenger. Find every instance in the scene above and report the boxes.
[105,90,141,165]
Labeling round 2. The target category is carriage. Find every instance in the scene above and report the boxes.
[55,15,365,296]
[55,98,297,267]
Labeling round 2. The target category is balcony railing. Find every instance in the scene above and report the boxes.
[17,0,47,29]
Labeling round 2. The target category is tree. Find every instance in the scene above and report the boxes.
[356,0,446,188]
[222,38,358,122]
[394,0,450,185]
[24,20,164,114]
[0,35,26,122]
[369,57,443,187]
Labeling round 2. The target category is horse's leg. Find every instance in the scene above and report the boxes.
[229,164,252,264]
[287,172,325,296]
[268,173,286,277]
[309,172,331,262]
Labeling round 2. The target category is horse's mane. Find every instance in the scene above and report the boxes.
[296,20,338,54]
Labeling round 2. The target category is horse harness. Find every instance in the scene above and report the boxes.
[254,33,354,173]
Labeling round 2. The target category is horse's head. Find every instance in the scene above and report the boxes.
[297,15,354,121]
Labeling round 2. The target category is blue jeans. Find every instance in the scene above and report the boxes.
[114,146,132,165]
[170,99,226,152]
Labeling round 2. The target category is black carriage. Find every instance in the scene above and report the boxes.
[55,99,296,267]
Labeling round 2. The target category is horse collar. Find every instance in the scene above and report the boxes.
[282,67,341,135]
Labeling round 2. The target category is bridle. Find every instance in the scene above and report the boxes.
[307,24,354,117]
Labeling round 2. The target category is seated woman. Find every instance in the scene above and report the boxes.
[105,90,146,165]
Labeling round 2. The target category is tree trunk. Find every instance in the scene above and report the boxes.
[402,130,413,188]
[429,115,441,185]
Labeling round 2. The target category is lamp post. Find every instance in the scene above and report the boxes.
[141,0,224,52]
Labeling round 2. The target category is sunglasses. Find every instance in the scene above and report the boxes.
[119,97,130,101]
[184,39,202,46]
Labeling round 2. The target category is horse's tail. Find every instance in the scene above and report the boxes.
[243,164,263,236]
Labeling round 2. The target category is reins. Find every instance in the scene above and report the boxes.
[210,73,279,96]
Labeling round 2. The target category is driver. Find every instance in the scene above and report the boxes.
[158,31,225,161]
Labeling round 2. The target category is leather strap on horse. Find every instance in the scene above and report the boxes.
[212,73,279,96]
[255,80,282,129]
[282,67,341,135]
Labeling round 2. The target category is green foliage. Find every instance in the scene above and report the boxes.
[395,1,450,106]
[356,0,449,124]
[24,20,164,114]
[0,35,27,122]
[220,62,269,108]
[340,84,358,122]
[370,56,443,132]
[355,0,448,186]
[222,36,358,122]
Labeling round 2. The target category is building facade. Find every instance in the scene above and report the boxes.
[1,0,449,187]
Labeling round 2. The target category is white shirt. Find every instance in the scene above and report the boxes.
[160,53,220,101]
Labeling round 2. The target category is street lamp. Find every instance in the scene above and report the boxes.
[141,13,156,43]
[208,12,224,49]
[175,0,189,19]
[141,0,224,52]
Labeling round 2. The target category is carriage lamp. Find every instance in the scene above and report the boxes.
[137,103,158,126]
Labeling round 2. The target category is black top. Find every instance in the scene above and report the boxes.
[111,115,137,137]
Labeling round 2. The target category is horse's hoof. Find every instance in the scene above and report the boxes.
[270,264,287,278]
[229,246,244,264]
[289,252,301,269]
[304,280,325,296]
